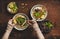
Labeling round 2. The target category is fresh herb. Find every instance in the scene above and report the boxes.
[33,8,45,19]
[8,2,18,13]
[34,12,40,17]
[45,21,53,28]
[34,12,45,18]
[16,17,25,25]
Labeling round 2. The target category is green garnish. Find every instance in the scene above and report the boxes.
[34,12,40,17]
[8,2,18,13]
[45,21,53,28]
[34,12,45,19]
[16,17,25,25]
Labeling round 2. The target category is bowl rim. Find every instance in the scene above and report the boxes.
[12,13,29,30]
[30,4,48,21]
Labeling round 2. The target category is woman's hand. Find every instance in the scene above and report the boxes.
[6,19,15,32]
[27,20,45,39]
[2,19,15,39]
[27,20,40,29]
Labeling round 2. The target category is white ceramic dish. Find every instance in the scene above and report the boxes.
[7,2,18,14]
[13,13,29,30]
[30,4,48,21]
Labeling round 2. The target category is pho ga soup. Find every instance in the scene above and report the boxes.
[13,13,29,30]
[31,5,48,21]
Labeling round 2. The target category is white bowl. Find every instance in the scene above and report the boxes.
[30,4,48,21]
[7,2,18,14]
[13,13,29,30]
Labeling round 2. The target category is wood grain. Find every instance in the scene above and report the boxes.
[0,0,60,39]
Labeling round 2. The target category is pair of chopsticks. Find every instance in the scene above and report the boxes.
[21,20,26,26]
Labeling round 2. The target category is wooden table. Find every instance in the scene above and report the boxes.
[0,0,60,39]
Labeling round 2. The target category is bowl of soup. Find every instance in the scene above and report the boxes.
[7,2,18,14]
[12,13,29,30]
[30,4,48,21]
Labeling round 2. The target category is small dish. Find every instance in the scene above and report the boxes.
[37,20,53,34]
[30,4,48,21]
[7,2,18,14]
[12,13,29,30]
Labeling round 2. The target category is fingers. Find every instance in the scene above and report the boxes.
[27,20,32,25]
[8,19,15,26]
[27,20,36,26]
[7,24,13,31]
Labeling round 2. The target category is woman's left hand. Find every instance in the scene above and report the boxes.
[2,19,15,39]
[6,19,15,32]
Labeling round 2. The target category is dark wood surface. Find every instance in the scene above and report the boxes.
[0,0,60,39]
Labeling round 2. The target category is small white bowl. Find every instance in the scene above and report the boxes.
[7,2,18,14]
[30,4,48,21]
[13,13,29,30]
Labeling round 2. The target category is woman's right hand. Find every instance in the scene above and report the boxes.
[27,20,39,29]
[27,20,45,39]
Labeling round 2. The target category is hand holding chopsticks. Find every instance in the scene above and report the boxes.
[27,20,45,39]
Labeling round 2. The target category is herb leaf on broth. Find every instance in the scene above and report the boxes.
[33,9,45,19]
[34,12,40,17]
[16,17,25,25]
